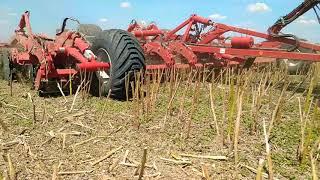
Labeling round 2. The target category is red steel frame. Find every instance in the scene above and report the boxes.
[128,6,320,70]
[9,11,110,90]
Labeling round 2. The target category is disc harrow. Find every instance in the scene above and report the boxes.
[128,0,320,71]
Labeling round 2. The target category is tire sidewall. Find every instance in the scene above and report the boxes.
[90,36,116,95]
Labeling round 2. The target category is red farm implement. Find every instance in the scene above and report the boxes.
[0,11,145,99]
[128,0,320,72]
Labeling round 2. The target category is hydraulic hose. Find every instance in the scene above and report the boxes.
[56,17,80,36]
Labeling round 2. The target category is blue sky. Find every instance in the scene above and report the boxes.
[0,0,319,42]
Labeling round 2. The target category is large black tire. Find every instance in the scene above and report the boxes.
[0,49,10,81]
[90,29,145,100]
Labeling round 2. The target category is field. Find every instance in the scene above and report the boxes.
[0,65,320,179]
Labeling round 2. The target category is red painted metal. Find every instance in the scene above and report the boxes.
[231,37,254,49]
[189,45,320,62]
[9,11,110,91]
[144,42,174,66]
[133,30,164,37]
[128,1,320,70]
[167,41,198,65]
[77,62,110,71]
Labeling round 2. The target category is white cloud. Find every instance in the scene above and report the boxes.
[7,12,17,16]
[296,16,317,25]
[99,18,108,23]
[209,13,227,20]
[247,3,271,13]
[297,19,317,24]
[120,2,131,8]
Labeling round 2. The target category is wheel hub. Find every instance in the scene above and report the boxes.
[96,48,111,83]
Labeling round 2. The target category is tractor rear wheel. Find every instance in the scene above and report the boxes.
[90,29,145,100]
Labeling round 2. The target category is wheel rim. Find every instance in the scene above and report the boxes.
[96,48,111,83]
